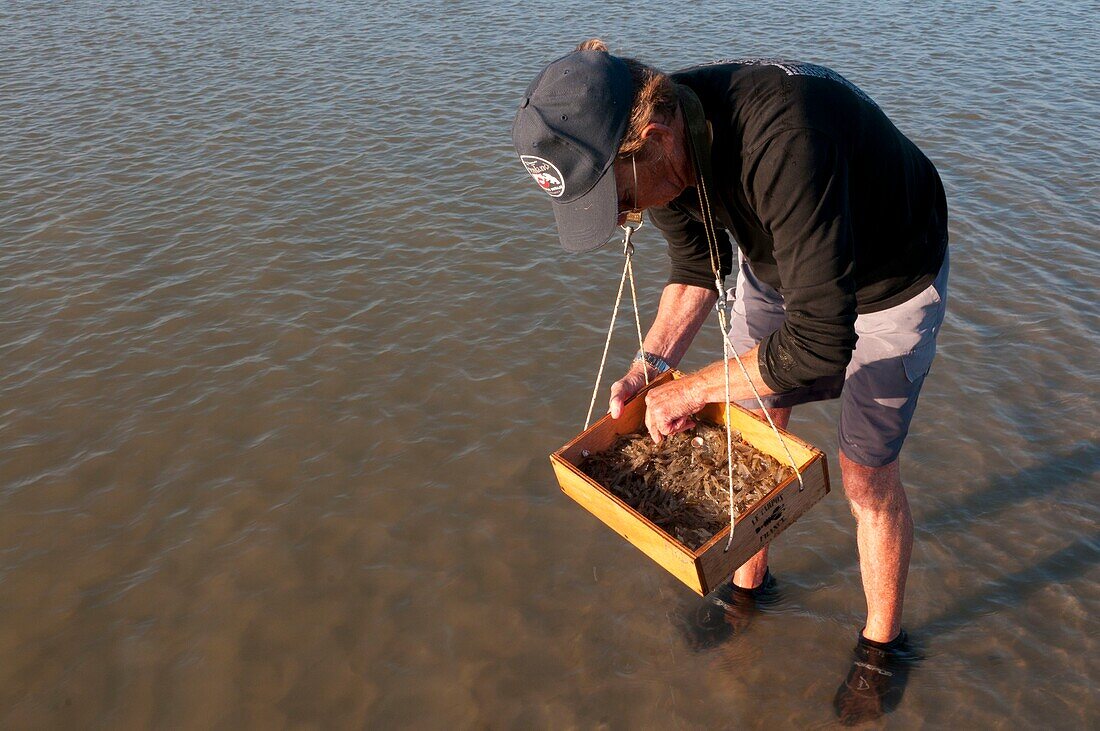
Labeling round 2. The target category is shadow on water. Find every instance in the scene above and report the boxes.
[799,439,1100,576]
[919,439,1100,534]
[915,531,1100,639]
[911,440,1100,640]
[779,435,1099,724]
[796,439,1100,724]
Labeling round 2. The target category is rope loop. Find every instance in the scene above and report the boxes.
[583,220,648,430]
[684,125,806,549]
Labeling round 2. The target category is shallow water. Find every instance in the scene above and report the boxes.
[1,1,1098,727]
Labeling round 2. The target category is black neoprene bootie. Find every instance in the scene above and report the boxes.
[833,629,922,726]
[681,569,777,651]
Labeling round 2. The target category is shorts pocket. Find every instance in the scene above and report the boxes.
[902,341,937,383]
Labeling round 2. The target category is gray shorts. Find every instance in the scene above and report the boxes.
[726,250,949,467]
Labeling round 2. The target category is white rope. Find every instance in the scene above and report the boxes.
[627,156,648,387]
[626,255,649,389]
[721,325,806,492]
[716,300,737,547]
[714,298,805,549]
[688,128,804,551]
[585,158,649,431]
[584,250,631,431]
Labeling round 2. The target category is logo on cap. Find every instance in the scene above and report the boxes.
[521,155,565,198]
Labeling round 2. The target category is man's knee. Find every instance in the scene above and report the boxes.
[839,452,907,514]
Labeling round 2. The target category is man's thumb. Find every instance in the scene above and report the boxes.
[609,383,627,419]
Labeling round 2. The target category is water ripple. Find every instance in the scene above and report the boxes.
[1,0,1098,727]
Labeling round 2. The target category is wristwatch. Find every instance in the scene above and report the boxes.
[635,349,672,375]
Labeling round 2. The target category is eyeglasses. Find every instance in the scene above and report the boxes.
[616,154,638,214]
[606,155,643,248]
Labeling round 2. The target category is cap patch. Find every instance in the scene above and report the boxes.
[521,155,565,198]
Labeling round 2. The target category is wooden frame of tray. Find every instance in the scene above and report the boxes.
[550,370,830,596]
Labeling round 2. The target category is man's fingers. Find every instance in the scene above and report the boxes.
[668,416,696,434]
[609,396,623,419]
[643,400,662,443]
[647,418,663,444]
[643,385,701,443]
[609,374,645,419]
[649,415,691,444]
[609,381,628,419]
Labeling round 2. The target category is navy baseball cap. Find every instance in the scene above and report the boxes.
[512,49,633,253]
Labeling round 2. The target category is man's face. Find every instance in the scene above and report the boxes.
[612,119,693,227]
[614,156,687,226]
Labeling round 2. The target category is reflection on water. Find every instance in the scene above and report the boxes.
[1,0,1098,727]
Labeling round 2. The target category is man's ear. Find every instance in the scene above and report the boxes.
[639,123,680,161]
[639,122,674,143]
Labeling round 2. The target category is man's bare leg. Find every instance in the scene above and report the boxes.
[731,406,791,590]
[839,452,912,643]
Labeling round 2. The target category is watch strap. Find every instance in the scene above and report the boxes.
[635,350,672,374]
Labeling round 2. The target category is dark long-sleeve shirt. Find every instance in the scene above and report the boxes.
[649,59,948,392]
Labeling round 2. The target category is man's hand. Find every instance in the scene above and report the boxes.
[609,362,650,419]
[644,376,706,443]
[608,283,716,420]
